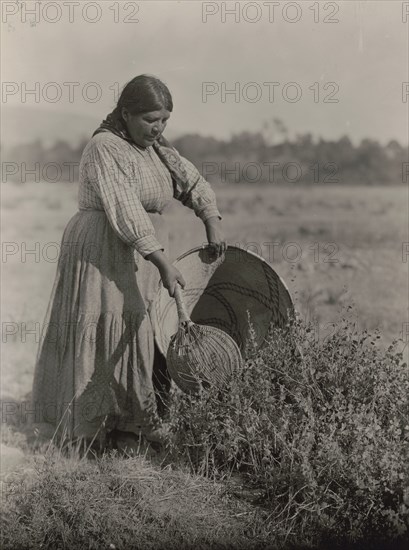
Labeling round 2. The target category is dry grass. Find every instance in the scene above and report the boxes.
[1,432,266,550]
[1,180,408,549]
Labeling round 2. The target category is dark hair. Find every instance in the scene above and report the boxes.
[114,75,173,120]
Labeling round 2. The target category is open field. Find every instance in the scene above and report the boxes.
[1,180,408,549]
[1,181,408,399]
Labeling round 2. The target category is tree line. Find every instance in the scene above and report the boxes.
[3,126,407,185]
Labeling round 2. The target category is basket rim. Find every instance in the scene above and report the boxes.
[152,243,296,357]
[173,244,293,300]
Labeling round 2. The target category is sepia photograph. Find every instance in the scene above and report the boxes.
[1,1,408,548]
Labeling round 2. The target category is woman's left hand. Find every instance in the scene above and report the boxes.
[205,217,227,258]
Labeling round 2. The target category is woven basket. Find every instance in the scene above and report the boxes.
[166,284,242,393]
[152,245,294,359]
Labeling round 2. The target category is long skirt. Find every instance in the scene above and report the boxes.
[31,209,169,443]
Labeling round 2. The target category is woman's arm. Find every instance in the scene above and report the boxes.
[172,151,227,257]
[146,250,186,297]
[204,216,227,258]
[83,137,188,296]
[83,136,164,259]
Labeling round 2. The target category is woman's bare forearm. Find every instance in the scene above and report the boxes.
[204,216,222,227]
[146,250,186,295]
[146,250,172,273]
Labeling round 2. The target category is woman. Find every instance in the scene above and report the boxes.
[32,74,226,449]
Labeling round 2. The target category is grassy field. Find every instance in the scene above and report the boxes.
[1,181,408,549]
[1,180,408,399]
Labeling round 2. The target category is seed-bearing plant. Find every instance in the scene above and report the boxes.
[168,313,409,548]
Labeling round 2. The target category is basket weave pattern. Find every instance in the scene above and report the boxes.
[167,321,242,393]
[166,284,243,393]
[153,246,294,360]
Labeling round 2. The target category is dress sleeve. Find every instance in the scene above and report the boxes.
[83,137,164,258]
[173,151,222,223]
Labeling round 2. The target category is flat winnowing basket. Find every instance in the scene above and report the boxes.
[167,284,243,393]
[153,245,294,361]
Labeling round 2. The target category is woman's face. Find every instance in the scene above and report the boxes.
[122,107,170,148]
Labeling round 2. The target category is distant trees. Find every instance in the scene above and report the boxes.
[173,127,407,185]
[2,122,407,185]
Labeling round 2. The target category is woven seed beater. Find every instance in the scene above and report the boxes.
[166,283,243,393]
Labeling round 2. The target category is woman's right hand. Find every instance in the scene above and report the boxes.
[159,265,186,297]
[146,250,186,297]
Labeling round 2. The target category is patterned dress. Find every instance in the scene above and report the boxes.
[32,131,221,441]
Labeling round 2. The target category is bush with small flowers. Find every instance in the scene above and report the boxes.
[168,313,409,548]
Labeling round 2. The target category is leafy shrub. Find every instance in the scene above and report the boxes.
[168,314,409,548]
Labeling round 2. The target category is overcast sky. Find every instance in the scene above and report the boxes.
[2,0,408,145]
